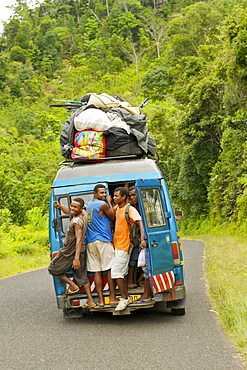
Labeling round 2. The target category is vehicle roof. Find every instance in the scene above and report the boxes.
[52,158,163,188]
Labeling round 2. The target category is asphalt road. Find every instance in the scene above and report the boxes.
[0,240,245,370]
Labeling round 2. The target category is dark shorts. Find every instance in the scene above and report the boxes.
[129,245,140,267]
[48,251,89,287]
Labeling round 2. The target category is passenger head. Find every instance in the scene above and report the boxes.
[114,187,128,205]
[128,186,138,206]
[94,184,107,201]
[73,197,85,207]
[70,198,84,216]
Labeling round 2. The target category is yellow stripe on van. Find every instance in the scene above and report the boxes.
[176,232,180,236]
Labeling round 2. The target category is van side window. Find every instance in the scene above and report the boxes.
[140,188,166,228]
[57,196,70,234]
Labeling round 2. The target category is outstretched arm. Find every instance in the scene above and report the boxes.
[100,197,115,221]
[54,200,69,214]
[136,220,147,249]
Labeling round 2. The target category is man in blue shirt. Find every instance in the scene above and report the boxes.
[86,184,118,307]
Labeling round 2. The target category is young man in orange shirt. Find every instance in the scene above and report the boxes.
[111,187,146,311]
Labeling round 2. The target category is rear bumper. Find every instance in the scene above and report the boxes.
[56,284,186,311]
[153,284,186,302]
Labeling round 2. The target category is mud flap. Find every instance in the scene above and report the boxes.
[63,307,83,319]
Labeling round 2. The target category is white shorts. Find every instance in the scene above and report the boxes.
[86,240,115,272]
[111,249,131,279]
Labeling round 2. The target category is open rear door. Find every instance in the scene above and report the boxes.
[50,182,109,298]
[135,179,175,290]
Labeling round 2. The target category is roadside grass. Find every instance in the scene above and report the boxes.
[183,233,247,367]
[0,207,50,279]
[0,253,50,278]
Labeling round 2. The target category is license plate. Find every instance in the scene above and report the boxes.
[104,294,141,305]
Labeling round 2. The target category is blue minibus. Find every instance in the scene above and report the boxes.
[49,157,186,317]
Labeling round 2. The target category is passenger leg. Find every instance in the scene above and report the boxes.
[134,265,152,303]
[127,265,135,288]
[60,276,80,293]
[111,249,132,310]
[94,271,105,306]
[114,277,132,311]
[83,282,96,306]
[48,252,80,294]
[107,270,118,304]
[140,278,151,300]
[128,246,139,288]
[116,278,128,299]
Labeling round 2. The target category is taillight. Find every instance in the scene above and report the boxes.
[72,300,80,306]
[171,242,180,265]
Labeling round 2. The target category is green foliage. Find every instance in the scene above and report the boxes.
[0,122,62,224]
[236,173,247,224]
[1,3,247,363]
[228,11,247,67]
[1,0,247,262]
[0,207,48,259]
[208,113,247,221]
[108,11,140,40]
[10,46,28,63]
[167,2,222,59]
[142,67,173,99]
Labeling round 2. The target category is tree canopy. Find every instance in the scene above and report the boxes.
[1,0,247,227]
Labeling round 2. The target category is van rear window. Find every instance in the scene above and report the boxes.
[140,188,166,228]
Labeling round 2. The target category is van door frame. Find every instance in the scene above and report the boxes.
[135,178,174,278]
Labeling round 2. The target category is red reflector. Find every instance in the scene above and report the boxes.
[171,242,179,261]
[72,300,80,306]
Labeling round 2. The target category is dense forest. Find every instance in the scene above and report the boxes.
[1,0,247,235]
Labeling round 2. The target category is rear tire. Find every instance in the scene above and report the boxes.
[171,307,185,316]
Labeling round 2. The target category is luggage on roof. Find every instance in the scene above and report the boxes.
[58,93,156,161]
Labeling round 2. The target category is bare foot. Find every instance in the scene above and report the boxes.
[86,301,96,307]
[128,284,138,289]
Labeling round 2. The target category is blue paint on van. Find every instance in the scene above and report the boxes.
[49,158,186,317]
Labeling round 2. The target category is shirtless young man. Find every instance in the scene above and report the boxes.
[48,198,95,308]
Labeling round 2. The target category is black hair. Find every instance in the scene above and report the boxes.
[128,186,136,192]
[114,187,128,199]
[94,184,106,192]
[73,198,84,207]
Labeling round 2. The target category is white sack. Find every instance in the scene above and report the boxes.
[74,108,113,131]
[74,108,130,134]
